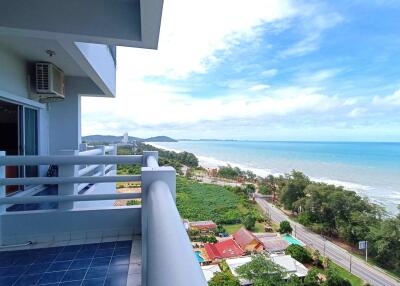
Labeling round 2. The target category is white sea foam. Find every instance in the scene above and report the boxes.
[148,142,399,213]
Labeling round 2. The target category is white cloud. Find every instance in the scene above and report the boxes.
[249,84,271,91]
[348,107,367,118]
[117,0,298,80]
[261,69,278,77]
[82,80,345,135]
[280,11,343,58]
[372,89,400,106]
[297,69,342,84]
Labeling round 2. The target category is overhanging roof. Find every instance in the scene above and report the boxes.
[0,0,163,49]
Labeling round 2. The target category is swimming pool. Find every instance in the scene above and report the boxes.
[195,251,205,263]
[283,234,304,246]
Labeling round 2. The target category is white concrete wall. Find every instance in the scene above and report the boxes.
[0,45,29,99]
[48,78,82,155]
[0,207,141,245]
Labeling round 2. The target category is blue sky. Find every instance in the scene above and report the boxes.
[82,0,400,141]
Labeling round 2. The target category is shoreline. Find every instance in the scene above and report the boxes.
[147,142,394,211]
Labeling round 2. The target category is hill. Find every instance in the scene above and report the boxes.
[82,135,177,143]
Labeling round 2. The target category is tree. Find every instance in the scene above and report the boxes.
[243,214,256,230]
[236,254,285,285]
[303,268,320,286]
[208,271,240,286]
[244,184,256,195]
[279,220,293,234]
[285,244,313,264]
[325,269,351,286]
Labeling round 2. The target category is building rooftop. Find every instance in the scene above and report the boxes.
[201,264,221,282]
[204,239,243,260]
[189,221,217,229]
[259,237,289,253]
[232,227,262,250]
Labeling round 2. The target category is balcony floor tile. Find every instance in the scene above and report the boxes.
[0,238,141,286]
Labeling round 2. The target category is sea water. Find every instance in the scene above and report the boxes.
[153,141,400,214]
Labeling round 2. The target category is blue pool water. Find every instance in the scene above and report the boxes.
[0,241,132,286]
[154,141,400,213]
[195,251,205,263]
[283,234,304,246]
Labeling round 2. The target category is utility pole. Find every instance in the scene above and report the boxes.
[366,241,368,262]
[349,254,352,273]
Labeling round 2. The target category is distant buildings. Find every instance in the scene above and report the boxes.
[122,132,129,144]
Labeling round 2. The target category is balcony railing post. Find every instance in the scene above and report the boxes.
[58,150,79,209]
[0,151,5,215]
[99,145,106,176]
[0,151,5,246]
[141,154,176,286]
[112,144,117,171]
[142,151,158,168]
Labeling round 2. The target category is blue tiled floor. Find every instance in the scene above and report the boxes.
[0,241,132,286]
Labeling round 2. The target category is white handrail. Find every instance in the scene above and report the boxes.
[0,192,141,204]
[0,155,142,166]
[0,175,141,186]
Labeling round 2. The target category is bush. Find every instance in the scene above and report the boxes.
[285,245,313,264]
[279,220,293,234]
[127,200,141,206]
[243,214,256,230]
[326,269,352,286]
[208,271,240,286]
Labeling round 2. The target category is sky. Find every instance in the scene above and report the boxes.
[82,0,400,141]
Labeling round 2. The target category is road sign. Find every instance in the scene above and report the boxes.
[359,241,367,250]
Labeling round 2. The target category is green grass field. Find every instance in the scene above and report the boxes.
[176,177,260,225]
[223,222,265,234]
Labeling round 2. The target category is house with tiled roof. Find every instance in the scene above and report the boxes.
[204,239,244,261]
[233,227,264,253]
[190,220,217,233]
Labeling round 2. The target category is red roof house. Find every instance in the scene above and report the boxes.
[189,220,217,232]
[204,239,244,260]
[233,227,264,252]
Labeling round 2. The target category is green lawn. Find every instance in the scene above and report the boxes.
[222,224,243,234]
[313,262,363,286]
[176,177,260,224]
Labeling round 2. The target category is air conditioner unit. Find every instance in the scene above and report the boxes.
[34,63,65,102]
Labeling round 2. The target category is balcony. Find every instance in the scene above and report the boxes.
[0,148,207,286]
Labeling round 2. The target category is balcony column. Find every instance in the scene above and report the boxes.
[141,162,176,286]
[112,144,117,171]
[58,150,79,210]
[99,145,106,176]
[0,151,5,245]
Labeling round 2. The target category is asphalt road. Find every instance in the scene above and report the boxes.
[255,197,400,286]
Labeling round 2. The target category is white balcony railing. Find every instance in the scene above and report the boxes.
[0,149,207,286]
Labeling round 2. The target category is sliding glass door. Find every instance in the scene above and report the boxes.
[23,107,38,177]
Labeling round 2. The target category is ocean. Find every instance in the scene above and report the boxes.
[152,141,400,214]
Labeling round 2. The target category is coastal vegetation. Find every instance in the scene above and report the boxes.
[274,170,400,275]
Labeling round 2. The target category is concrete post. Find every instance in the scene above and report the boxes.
[0,151,5,215]
[99,146,106,176]
[0,151,5,246]
[142,151,158,167]
[79,143,87,152]
[141,163,176,286]
[58,150,79,210]
[112,144,117,171]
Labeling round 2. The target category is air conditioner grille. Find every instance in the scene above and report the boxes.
[36,63,49,91]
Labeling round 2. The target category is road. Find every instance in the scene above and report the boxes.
[255,197,400,286]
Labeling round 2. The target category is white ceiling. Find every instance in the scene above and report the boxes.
[0,34,86,77]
